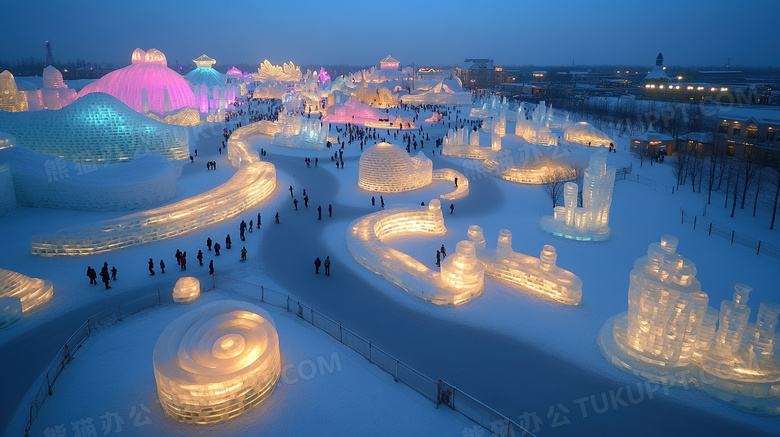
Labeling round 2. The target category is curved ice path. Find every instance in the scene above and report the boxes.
[29,123,276,256]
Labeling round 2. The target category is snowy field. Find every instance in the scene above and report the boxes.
[17,288,472,437]
[2,102,779,436]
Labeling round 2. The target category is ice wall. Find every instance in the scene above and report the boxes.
[0,297,23,328]
[271,113,328,150]
[153,300,280,423]
[540,147,615,241]
[432,168,469,200]
[346,199,482,305]
[467,226,582,305]
[0,93,190,164]
[441,126,498,160]
[0,267,54,316]
[30,120,276,256]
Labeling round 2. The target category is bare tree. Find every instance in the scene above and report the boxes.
[541,169,572,209]
[634,143,645,167]
[672,142,691,187]
[739,147,761,210]
[704,141,727,204]
[769,163,780,229]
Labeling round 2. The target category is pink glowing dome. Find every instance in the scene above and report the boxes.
[78,48,196,114]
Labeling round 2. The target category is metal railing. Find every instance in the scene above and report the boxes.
[681,210,780,260]
[25,276,536,437]
[215,275,536,437]
[616,171,675,194]
[25,290,163,436]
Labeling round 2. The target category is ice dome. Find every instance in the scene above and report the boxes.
[42,66,65,89]
[78,48,196,114]
[564,122,614,147]
[358,142,432,192]
[184,66,226,88]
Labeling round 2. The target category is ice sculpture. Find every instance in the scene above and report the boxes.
[514,101,560,146]
[432,168,469,201]
[0,297,23,328]
[153,300,281,423]
[358,142,432,192]
[145,107,201,126]
[324,97,412,129]
[400,80,472,105]
[0,71,28,112]
[598,236,780,414]
[0,92,190,164]
[30,120,275,256]
[563,122,614,147]
[441,126,499,160]
[0,162,16,216]
[172,277,200,303]
[271,113,328,150]
[1,146,179,211]
[347,199,482,305]
[540,147,615,241]
[467,226,582,305]
[186,54,237,116]
[41,66,77,110]
[253,60,302,83]
[352,83,397,108]
[79,48,197,115]
[482,152,578,185]
[469,95,509,119]
[0,267,54,314]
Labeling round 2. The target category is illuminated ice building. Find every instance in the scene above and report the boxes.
[598,235,780,414]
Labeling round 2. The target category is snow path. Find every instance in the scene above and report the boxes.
[257,154,774,436]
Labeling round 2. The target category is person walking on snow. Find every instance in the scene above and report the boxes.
[249,220,253,232]
[214,242,221,256]
[241,246,247,261]
[197,250,204,266]
[160,259,166,274]
[257,213,261,228]
[304,196,309,208]
[371,196,375,206]
[314,257,322,274]
[100,263,111,290]
[206,237,212,251]
[148,259,155,276]
[380,196,384,208]
[328,204,332,217]
[289,185,294,197]
[111,266,117,281]
[226,234,232,249]
[180,252,187,271]
[324,256,331,276]
[293,198,298,210]
[275,212,280,223]
[175,249,182,266]
[209,260,214,275]
[440,244,447,258]
[317,205,322,220]
[436,250,441,267]
[88,266,98,284]
[450,203,454,214]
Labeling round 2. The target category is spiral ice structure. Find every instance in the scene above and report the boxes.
[153,300,281,424]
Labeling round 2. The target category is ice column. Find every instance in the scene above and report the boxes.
[749,302,780,358]
[440,241,484,294]
[713,283,752,354]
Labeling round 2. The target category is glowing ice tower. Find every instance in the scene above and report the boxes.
[540,147,615,241]
[599,236,780,415]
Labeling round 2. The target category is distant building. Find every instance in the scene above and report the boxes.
[380,55,400,71]
[713,108,780,162]
[459,58,496,90]
[630,127,677,156]
[643,53,754,103]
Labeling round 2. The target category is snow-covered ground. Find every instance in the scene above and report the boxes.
[17,288,472,436]
[2,102,779,436]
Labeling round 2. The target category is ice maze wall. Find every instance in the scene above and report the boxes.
[598,235,780,415]
[540,147,615,241]
[432,168,469,200]
[30,120,276,256]
[153,300,281,423]
[0,93,190,164]
[467,226,582,305]
[3,146,179,211]
[0,267,54,326]
[347,199,483,305]
[441,127,498,160]
[358,143,432,192]
[481,153,578,185]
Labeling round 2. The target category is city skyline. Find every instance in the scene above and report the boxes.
[1,0,779,68]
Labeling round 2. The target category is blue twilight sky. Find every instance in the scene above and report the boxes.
[1,0,778,68]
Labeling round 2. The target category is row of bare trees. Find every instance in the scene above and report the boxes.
[671,142,780,229]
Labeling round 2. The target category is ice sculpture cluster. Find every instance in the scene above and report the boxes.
[254,60,302,83]
[0,71,28,112]
[482,152,578,185]
[400,80,472,105]
[79,49,197,115]
[271,113,328,150]
[469,95,509,119]
[432,168,469,200]
[172,277,200,303]
[30,120,275,256]
[0,92,190,164]
[0,267,54,316]
[2,146,179,211]
[540,147,615,241]
[145,107,201,127]
[153,300,281,424]
[347,199,482,305]
[466,226,582,305]
[441,126,498,159]
[598,236,780,415]
[358,142,432,192]
[185,54,237,117]
[0,297,22,328]
[352,83,397,108]
[348,65,408,84]
[563,122,614,147]
[0,162,16,216]
[324,97,412,129]
[514,101,566,146]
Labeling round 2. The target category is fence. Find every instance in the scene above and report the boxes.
[616,172,675,194]
[681,210,780,260]
[25,290,163,436]
[215,275,536,437]
[25,276,535,437]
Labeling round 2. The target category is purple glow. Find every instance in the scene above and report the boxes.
[78,48,196,114]
[319,67,331,84]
